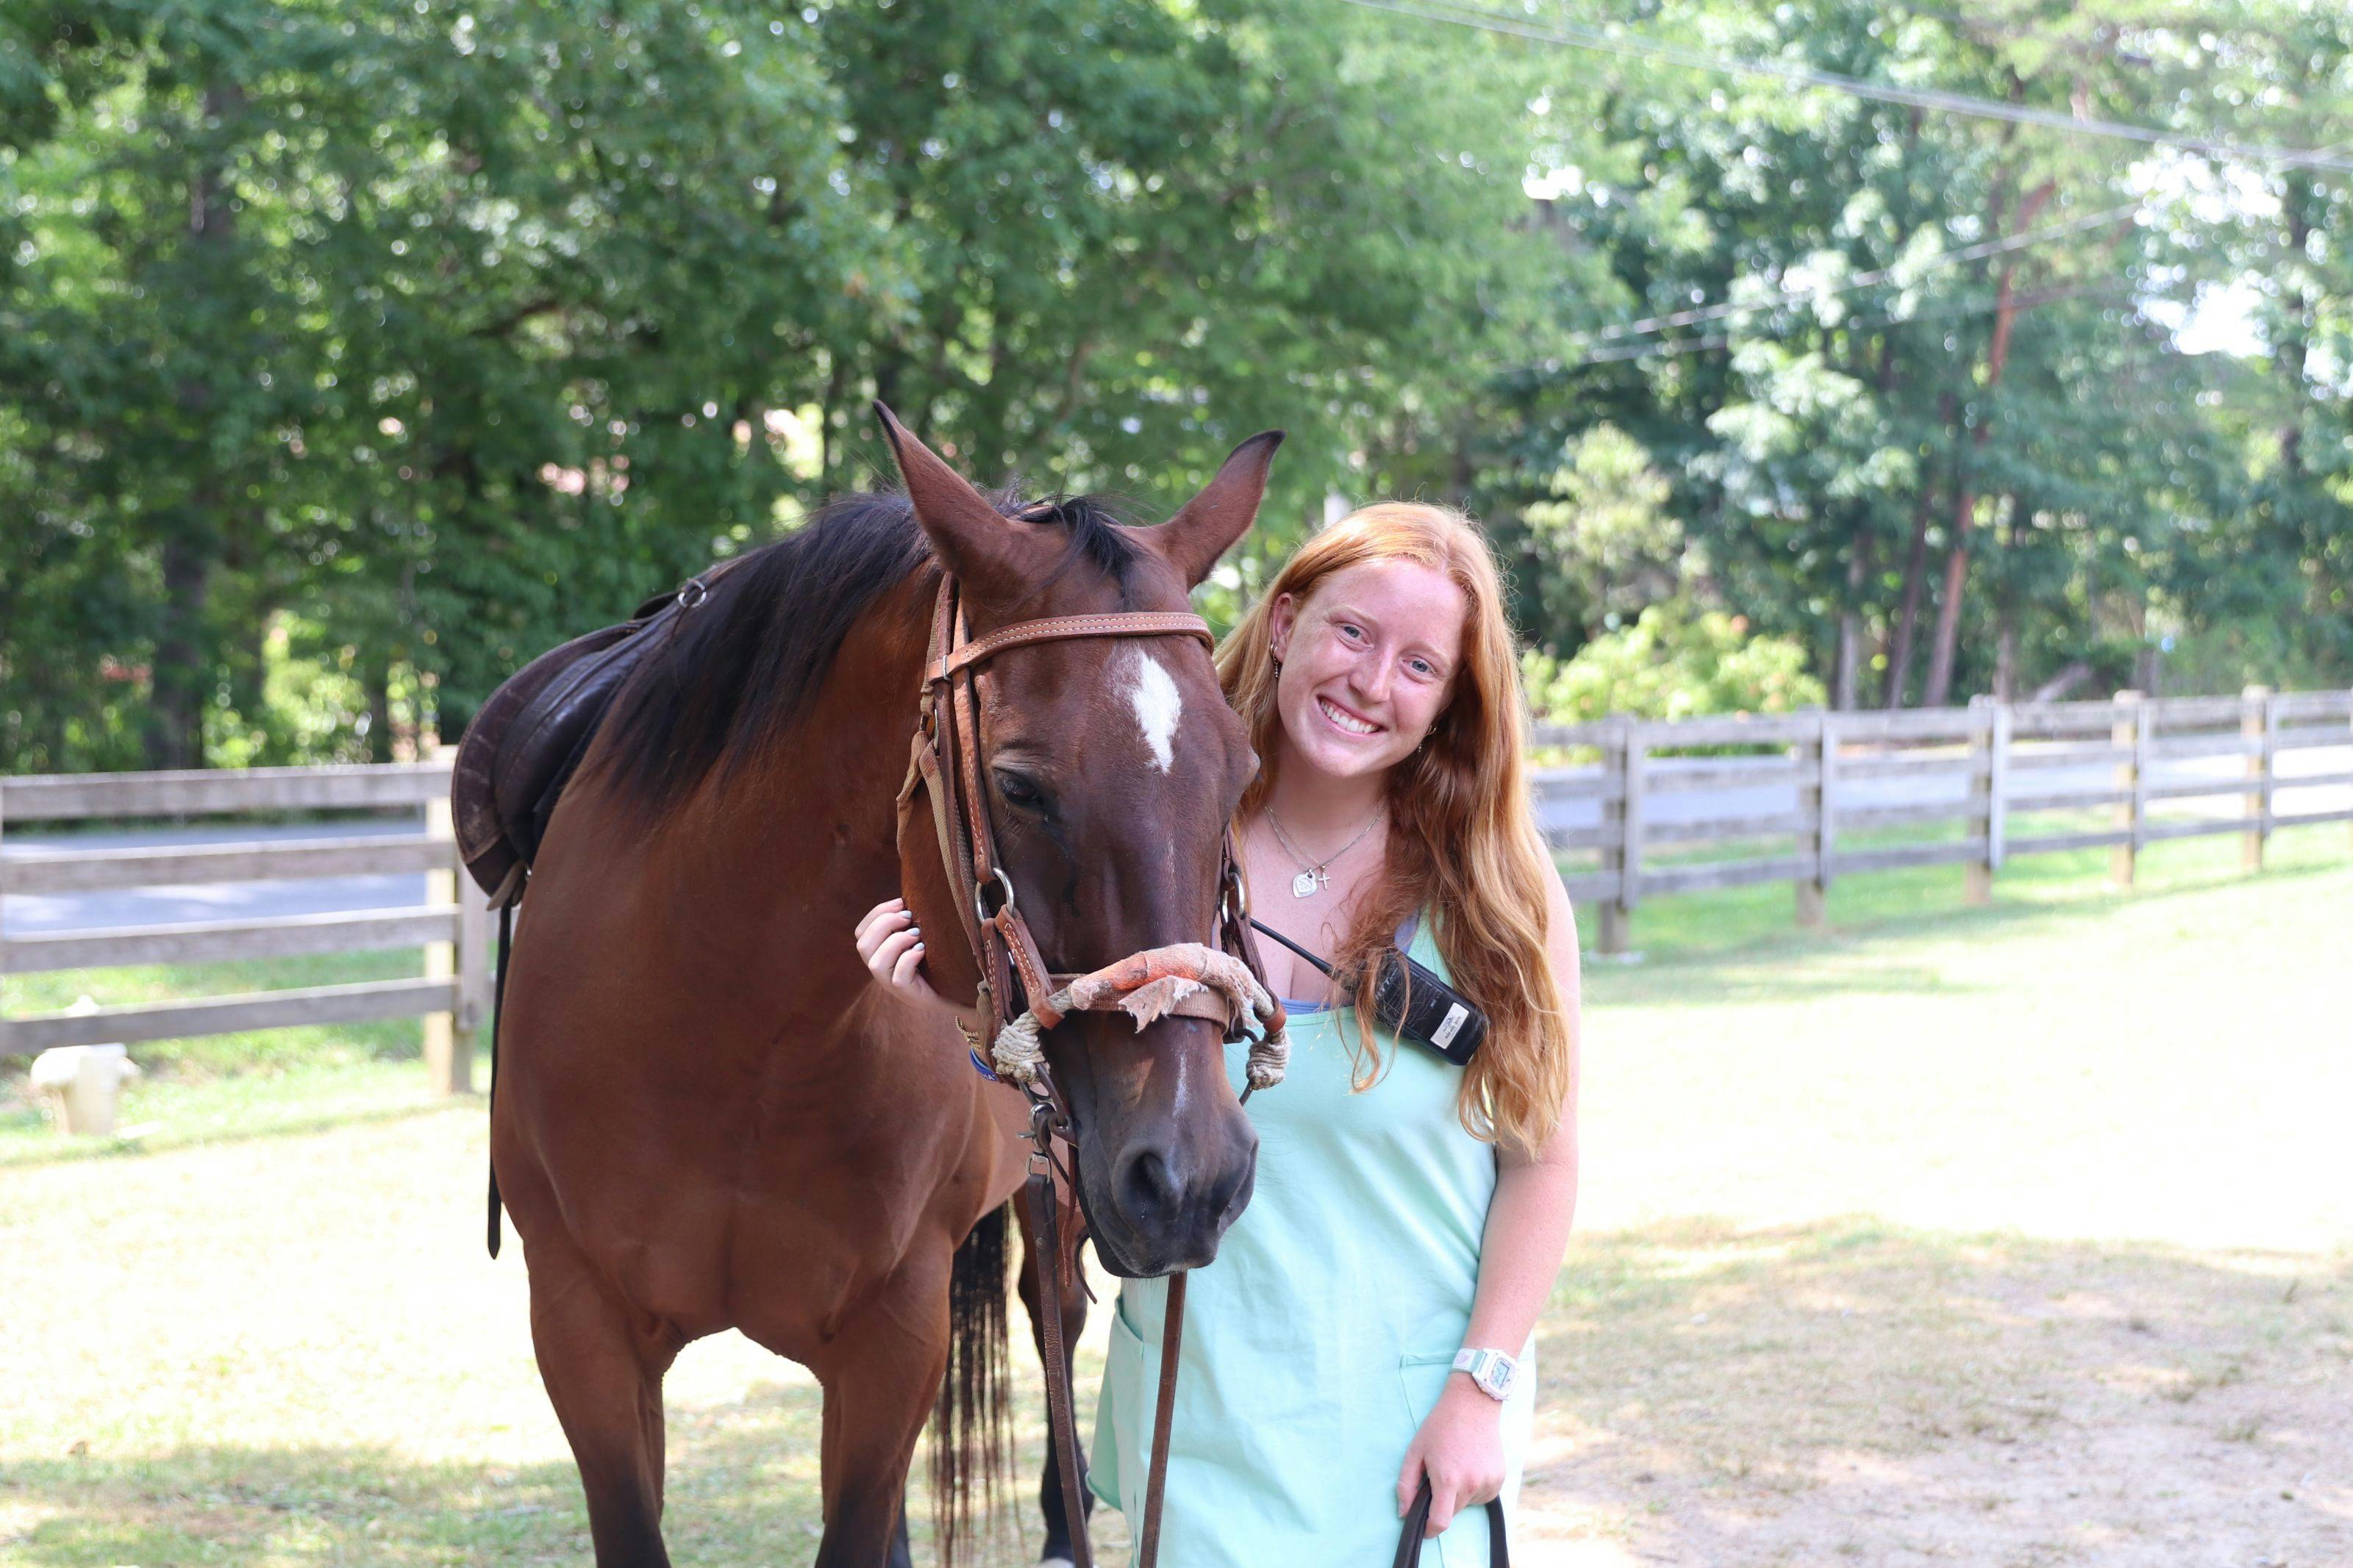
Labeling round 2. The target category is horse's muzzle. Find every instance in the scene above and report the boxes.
[1079,1111,1259,1278]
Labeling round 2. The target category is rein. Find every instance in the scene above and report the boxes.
[896,571,1286,1568]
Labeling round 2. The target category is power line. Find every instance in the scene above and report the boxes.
[1550,276,2149,370]
[1580,201,2143,347]
[1335,0,2353,174]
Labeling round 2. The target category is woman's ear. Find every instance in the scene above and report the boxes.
[1268,590,1299,662]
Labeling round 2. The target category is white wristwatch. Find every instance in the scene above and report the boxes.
[1452,1346,1519,1402]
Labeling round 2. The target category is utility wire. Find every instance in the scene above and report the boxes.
[1581,201,2144,346]
[1552,276,2149,369]
[1335,0,2353,174]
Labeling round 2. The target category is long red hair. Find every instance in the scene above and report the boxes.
[1218,502,1572,1155]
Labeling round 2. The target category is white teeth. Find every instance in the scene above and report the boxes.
[1318,697,1378,736]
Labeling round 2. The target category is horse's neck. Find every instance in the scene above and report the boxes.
[665,569,937,917]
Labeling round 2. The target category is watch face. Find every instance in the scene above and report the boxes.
[1477,1355,1515,1399]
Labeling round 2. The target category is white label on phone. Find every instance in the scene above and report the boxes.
[1431,1003,1469,1050]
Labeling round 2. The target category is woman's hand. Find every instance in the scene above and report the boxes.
[1397,1376,1506,1536]
[854,897,948,1009]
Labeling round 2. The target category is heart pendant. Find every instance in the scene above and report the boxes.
[1291,869,1322,898]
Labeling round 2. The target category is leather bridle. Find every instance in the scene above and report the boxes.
[893,570,1286,1568]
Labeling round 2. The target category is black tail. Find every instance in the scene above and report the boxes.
[929,1200,1013,1567]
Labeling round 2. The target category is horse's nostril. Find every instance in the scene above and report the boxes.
[1114,1147,1182,1228]
[1203,1150,1252,1231]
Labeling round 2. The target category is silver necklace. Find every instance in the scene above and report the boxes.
[1263,804,1385,898]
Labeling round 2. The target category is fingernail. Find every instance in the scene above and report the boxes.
[913,942,924,951]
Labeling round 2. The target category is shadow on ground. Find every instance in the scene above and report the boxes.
[1,1363,1107,1568]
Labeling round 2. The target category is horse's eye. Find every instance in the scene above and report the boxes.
[994,770,1047,812]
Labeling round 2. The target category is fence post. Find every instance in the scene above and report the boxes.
[1794,711,1831,929]
[1988,700,2011,880]
[1595,717,1632,956]
[421,746,477,1095]
[2242,684,2273,870]
[1965,696,2003,905]
[2110,690,2143,889]
[0,779,11,1059]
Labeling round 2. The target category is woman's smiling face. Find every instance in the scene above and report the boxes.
[1268,558,1469,783]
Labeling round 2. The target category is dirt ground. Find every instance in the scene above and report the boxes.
[1519,1223,2350,1567]
[4,851,2349,1565]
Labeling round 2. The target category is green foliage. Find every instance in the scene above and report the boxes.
[1522,599,1826,726]
[1521,423,1683,649]
[1,0,2347,773]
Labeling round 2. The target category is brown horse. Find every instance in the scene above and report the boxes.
[489,409,1282,1566]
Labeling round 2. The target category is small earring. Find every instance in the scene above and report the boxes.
[1271,654,1283,673]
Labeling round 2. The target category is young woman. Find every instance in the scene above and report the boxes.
[857,501,1582,1563]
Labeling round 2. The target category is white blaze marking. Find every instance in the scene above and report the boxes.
[1125,649,1184,773]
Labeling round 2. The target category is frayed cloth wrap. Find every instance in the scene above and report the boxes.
[991,942,1288,1092]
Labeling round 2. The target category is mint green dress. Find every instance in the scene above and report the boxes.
[1089,914,1535,1566]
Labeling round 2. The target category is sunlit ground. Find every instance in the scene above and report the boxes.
[2,828,2347,1564]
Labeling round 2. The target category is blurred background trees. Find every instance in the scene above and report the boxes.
[1,0,2346,770]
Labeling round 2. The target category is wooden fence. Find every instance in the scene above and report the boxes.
[1533,686,2353,953]
[1,687,2347,1080]
[0,755,491,1090]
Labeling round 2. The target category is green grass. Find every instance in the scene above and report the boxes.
[1,950,431,1167]
[0,1058,435,1170]
[1,948,426,1073]
[4,825,2348,1564]
[1571,814,2350,962]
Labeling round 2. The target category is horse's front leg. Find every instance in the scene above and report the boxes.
[812,1258,952,1568]
[1017,1198,1093,1568]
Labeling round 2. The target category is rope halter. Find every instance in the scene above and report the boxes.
[991,942,1289,1095]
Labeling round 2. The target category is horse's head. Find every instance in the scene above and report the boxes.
[877,404,1279,1277]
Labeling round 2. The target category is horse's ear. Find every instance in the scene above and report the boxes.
[1150,431,1285,589]
[873,401,1043,603]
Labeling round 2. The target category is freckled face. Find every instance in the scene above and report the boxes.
[1268,559,1468,783]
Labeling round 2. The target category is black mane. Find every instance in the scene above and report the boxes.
[590,489,1142,813]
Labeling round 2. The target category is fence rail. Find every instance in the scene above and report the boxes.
[1532,685,2353,953]
[2,688,2349,1073]
[0,754,489,1088]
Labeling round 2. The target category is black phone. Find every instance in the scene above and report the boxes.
[1248,918,1488,1067]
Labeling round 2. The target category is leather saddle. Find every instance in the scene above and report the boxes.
[451,572,721,908]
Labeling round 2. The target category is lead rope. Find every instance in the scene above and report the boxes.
[1138,1269,1186,1567]
[1027,1160,1095,1568]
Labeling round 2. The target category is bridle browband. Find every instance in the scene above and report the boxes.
[893,568,1285,1568]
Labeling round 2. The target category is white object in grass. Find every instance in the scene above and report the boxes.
[28,1002,140,1137]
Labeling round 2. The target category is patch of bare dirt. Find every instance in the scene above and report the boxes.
[1515,1222,2352,1567]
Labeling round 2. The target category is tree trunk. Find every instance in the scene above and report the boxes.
[365,651,395,764]
[143,526,214,770]
[1923,177,2055,709]
[2277,171,2314,479]
[1883,483,1937,708]
[1835,530,1874,711]
[144,78,246,771]
[1990,492,2020,701]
